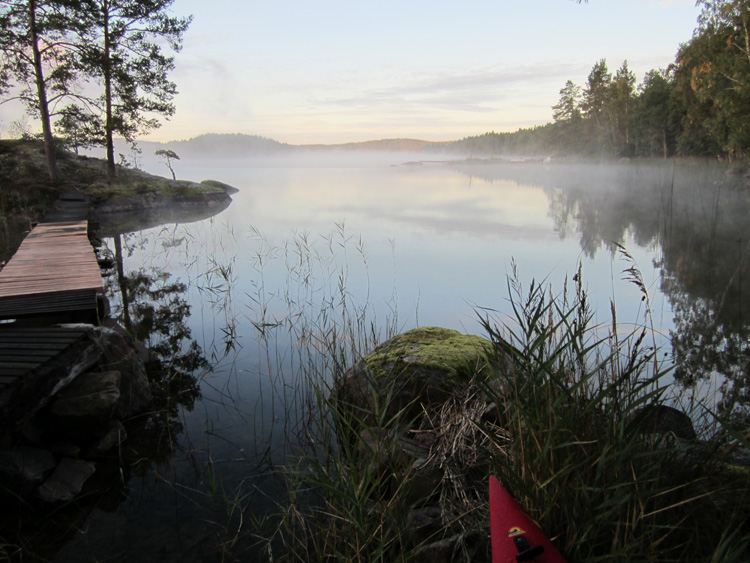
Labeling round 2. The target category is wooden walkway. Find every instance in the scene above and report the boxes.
[0,194,104,383]
[0,194,103,322]
[0,326,91,384]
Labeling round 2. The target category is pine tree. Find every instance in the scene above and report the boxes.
[73,0,191,178]
[0,0,85,183]
[608,61,636,155]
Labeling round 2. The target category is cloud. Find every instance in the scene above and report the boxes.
[317,60,588,114]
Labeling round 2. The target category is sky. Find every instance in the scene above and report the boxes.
[1,0,704,146]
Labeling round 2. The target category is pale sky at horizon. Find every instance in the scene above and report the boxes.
[1,0,703,146]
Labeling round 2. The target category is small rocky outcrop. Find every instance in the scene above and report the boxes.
[92,180,231,214]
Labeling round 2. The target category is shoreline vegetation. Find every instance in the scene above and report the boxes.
[270,263,750,562]
[3,135,744,246]
[0,139,233,254]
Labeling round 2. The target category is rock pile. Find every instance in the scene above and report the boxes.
[0,323,151,503]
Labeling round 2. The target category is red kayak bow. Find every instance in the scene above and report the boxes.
[489,475,566,563]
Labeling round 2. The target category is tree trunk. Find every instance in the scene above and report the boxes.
[28,0,59,184]
[113,234,132,330]
[103,1,116,179]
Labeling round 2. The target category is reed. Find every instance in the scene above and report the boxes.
[269,257,750,562]
[474,263,750,561]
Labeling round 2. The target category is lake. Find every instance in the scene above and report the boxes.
[38,154,750,561]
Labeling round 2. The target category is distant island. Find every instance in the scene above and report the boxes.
[130,132,541,159]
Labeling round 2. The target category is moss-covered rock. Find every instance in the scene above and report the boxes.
[201,179,239,194]
[363,326,496,385]
[339,327,501,421]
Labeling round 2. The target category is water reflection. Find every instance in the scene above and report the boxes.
[453,159,750,420]
[110,231,206,451]
[37,157,750,560]
[94,198,232,238]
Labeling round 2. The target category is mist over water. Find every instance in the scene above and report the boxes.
[51,152,749,561]
[140,153,670,331]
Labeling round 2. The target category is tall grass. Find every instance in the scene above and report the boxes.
[476,263,750,561]
[268,257,750,562]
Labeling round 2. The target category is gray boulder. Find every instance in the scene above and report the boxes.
[627,404,697,441]
[50,370,121,432]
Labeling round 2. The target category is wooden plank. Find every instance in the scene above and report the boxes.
[0,195,102,324]
[0,326,90,383]
[0,330,82,340]
[0,346,74,354]
[0,216,103,303]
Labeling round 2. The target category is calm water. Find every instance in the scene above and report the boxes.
[43,155,749,561]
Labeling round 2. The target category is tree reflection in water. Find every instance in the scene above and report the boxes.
[659,204,750,424]
[0,231,212,562]
[458,160,750,423]
[109,231,207,463]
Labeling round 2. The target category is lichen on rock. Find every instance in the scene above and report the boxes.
[339,326,502,421]
[363,326,496,383]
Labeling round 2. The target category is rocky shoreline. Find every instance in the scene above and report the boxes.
[0,163,237,508]
[91,178,234,215]
[0,322,151,504]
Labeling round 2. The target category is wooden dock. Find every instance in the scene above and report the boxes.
[0,193,105,382]
[0,194,103,322]
[0,326,91,384]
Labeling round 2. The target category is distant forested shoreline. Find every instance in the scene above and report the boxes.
[6,1,750,167]
[142,3,750,162]
[458,2,750,161]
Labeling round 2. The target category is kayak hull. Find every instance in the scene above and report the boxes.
[489,475,567,563]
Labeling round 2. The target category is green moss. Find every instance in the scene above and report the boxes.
[85,178,225,203]
[364,326,496,384]
[86,183,136,202]
[173,181,224,197]
[200,180,231,191]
